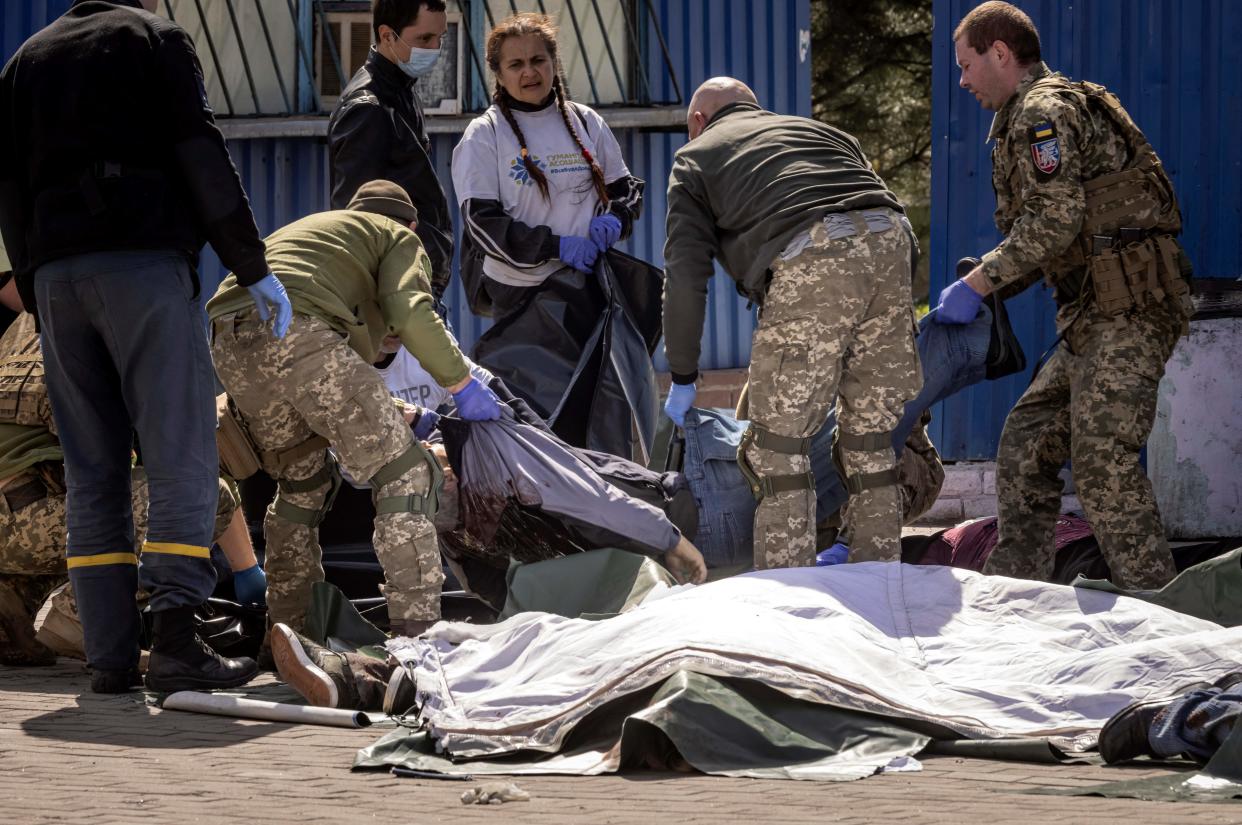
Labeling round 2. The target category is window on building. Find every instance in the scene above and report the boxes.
[161,0,680,117]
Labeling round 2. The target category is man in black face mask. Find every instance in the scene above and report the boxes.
[328,0,455,302]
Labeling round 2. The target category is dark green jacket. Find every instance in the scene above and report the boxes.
[662,102,902,381]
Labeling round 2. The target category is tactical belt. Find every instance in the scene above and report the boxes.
[0,474,50,513]
[1086,229,1190,319]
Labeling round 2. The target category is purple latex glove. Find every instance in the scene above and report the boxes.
[559,235,600,273]
[933,278,985,324]
[815,542,849,566]
[663,382,696,426]
[246,273,293,338]
[588,213,622,252]
[412,408,440,440]
[451,378,502,421]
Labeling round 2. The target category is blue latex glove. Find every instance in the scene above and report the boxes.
[451,377,502,421]
[246,273,293,338]
[232,564,267,606]
[588,213,622,252]
[816,542,850,566]
[933,278,985,324]
[412,408,440,440]
[559,235,600,273]
[664,382,696,426]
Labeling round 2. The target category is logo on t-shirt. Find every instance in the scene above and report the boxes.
[508,154,547,186]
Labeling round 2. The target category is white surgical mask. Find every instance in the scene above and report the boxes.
[392,33,441,79]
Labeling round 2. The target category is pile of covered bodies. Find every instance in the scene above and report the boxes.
[385,561,1242,778]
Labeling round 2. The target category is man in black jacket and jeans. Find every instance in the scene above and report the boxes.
[0,0,292,694]
[329,0,454,300]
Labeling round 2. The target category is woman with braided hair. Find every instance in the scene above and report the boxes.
[452,12,647,453]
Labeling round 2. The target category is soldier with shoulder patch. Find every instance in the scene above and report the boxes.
[938,1,1192,589]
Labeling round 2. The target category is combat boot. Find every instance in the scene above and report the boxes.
[269,623,357,708]
[1098,679,1211,763]
[90,667,144,694]
[0,581,56,666]
[144,605,258,692]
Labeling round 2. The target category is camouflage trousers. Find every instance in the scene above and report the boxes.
[211,312,442,630]
[0,469,236,651]
[744,210,921,569]
[986,297,1186,589]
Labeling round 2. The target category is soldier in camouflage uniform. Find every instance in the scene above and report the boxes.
[940,2,1191,589]
[662,78,922,569]
[0,310,243,664]
[208,181,501,637]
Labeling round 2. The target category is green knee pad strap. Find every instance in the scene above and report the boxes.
[372,442,444,518]
[271,459,342,527]
[845,468,898,495]
[836,430,894,452]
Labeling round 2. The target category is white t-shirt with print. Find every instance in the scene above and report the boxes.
[378,346,494,412]
[452,101,629,285]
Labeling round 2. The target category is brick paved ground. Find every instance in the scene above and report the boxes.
[2,661,1238,825]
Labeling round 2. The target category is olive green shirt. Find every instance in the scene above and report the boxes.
[207,210,469,386]
[0,423,61,480]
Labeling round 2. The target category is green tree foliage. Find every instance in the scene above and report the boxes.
[811,0,933,300]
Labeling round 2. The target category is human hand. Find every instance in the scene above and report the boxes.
[933,278,984,324]
[663,382,696,426]
[451,378,502,421]
[232,564,267,606]
[588,213,622,252]
[664,536,708,585]
[412,408,440,440]
[559,235,600,273]
[815,542,849,566]
[246,273,293,338]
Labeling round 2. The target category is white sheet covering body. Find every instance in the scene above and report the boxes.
[390,563,1242,758]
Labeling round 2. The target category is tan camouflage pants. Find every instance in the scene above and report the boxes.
[987,297,1185,590]
[745,212,921,569]
[0,469,236,650]
[211,312,442,630]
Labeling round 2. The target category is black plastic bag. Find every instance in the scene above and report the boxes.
[471,250,662,462]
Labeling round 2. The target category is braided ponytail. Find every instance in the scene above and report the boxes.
[553,75,610,207]
[493,86,551,200]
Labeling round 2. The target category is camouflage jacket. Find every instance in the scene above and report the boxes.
[0,312,61,480]
[979,62,1133,295]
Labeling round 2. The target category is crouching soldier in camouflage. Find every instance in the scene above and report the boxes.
[941,2,1191,589]
[662,78,921,568]
[208,181,502,637]
[0,294,260,665]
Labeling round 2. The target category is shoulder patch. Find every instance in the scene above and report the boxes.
[1027,121,1061,180]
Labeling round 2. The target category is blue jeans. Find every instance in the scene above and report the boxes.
[683,307,994,568]
[1151,682,1242,762]
[36,251,220,672]
[892,305,993,456]
[682,408,843,569]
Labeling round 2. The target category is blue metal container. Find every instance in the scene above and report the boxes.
[931,0,1242,459]
[3,0,812,374]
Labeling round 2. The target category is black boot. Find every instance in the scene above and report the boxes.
[144,605,258,692]
[91,667,144,694]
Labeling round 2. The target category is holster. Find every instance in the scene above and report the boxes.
[215,394,262,480]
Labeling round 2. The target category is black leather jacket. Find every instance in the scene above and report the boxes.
[328,49,452,298]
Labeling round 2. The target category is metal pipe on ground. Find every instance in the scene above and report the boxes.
[162,691,373,729]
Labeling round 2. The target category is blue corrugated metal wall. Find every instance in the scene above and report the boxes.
[3,0,812,372]
[931,0,1242,459]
